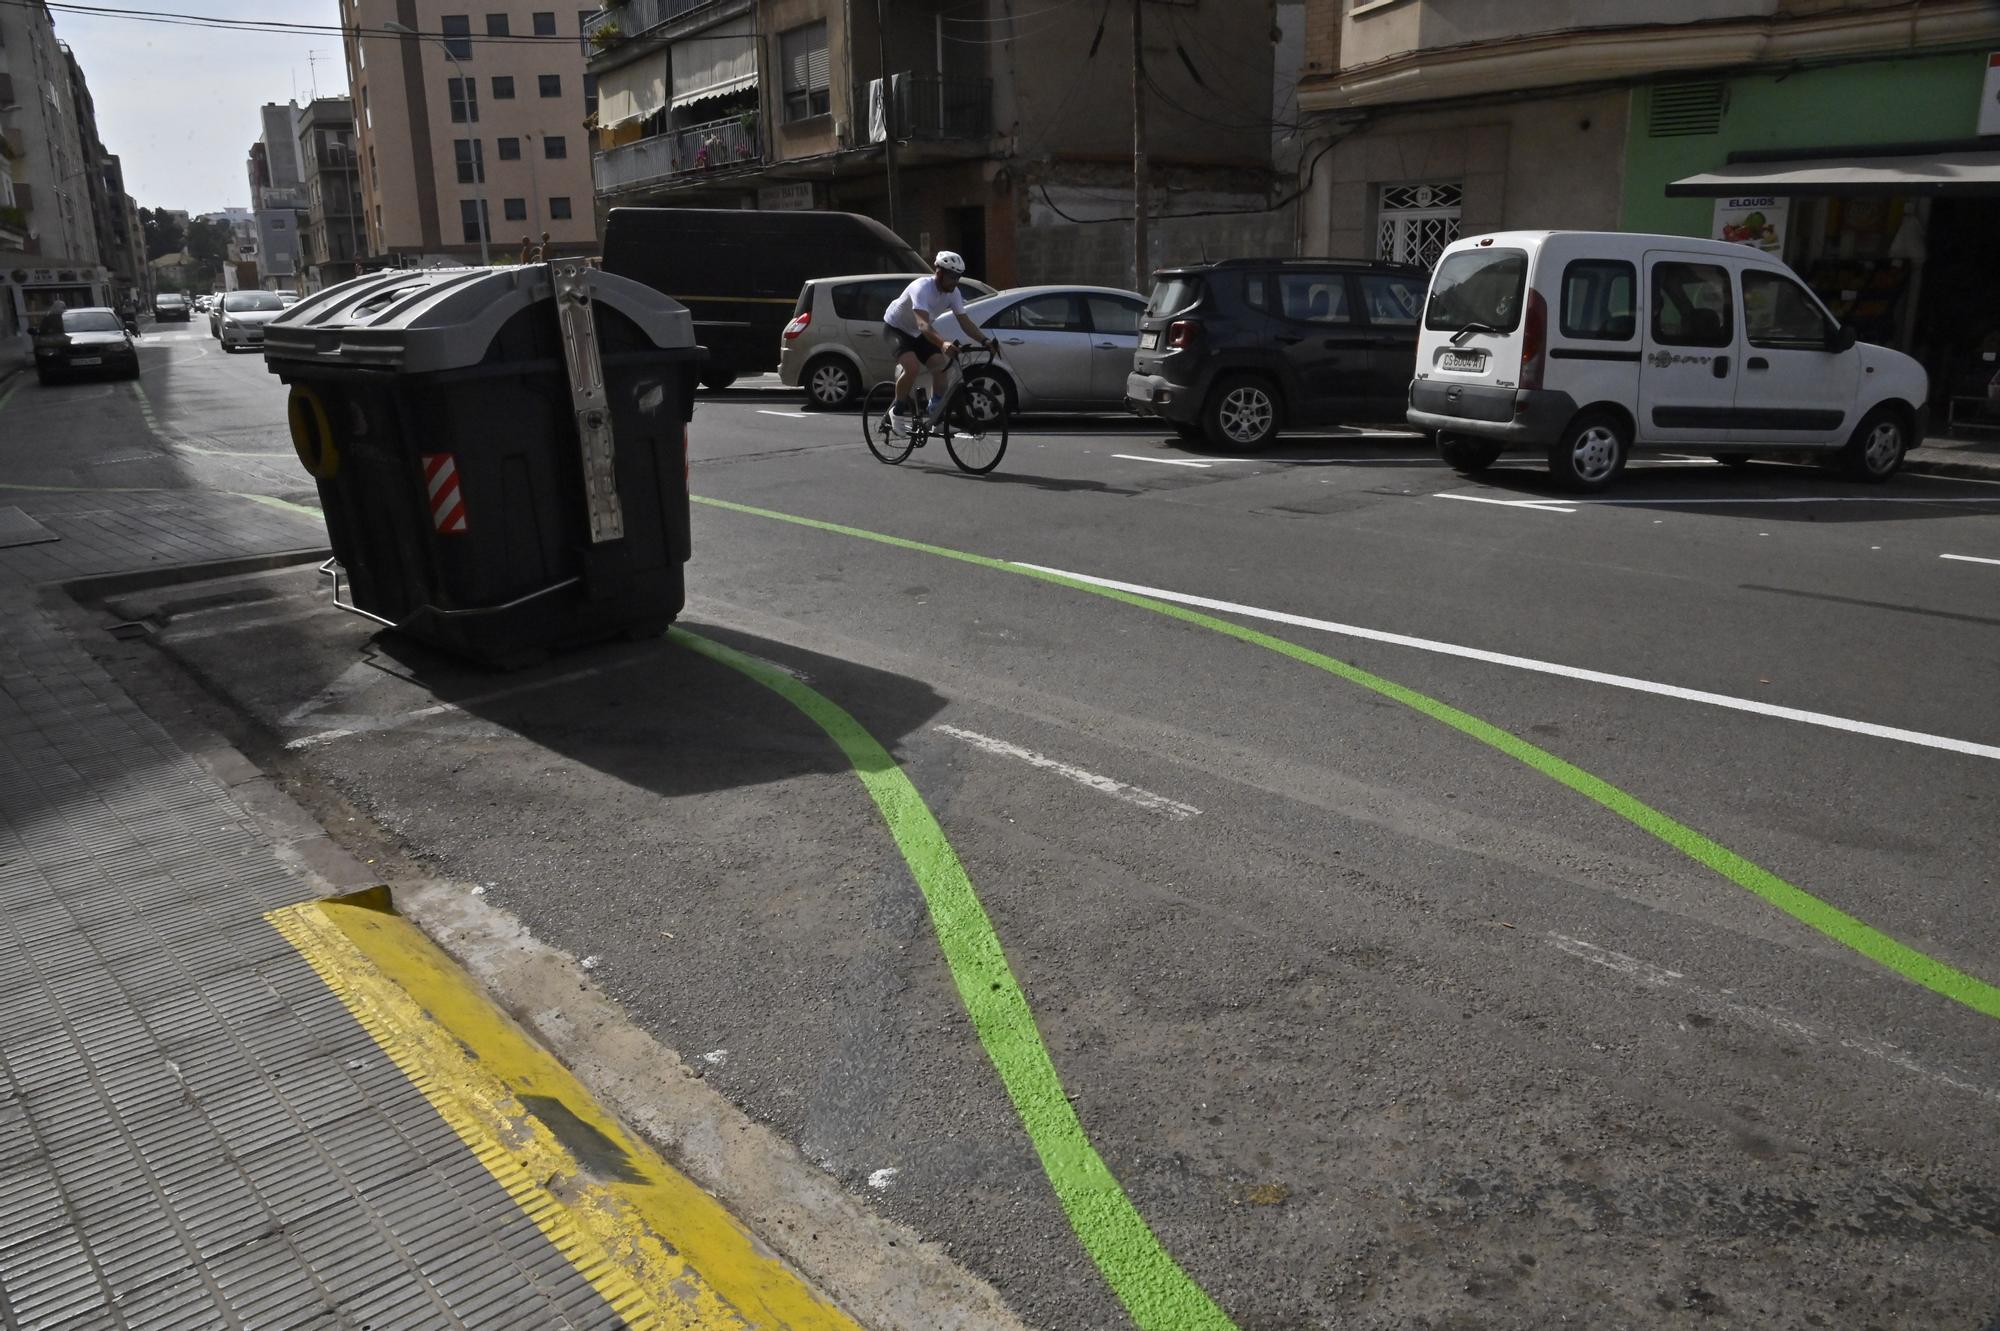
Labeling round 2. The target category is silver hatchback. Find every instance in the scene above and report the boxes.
[778,273,998,409]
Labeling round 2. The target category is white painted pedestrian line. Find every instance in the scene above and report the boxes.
[1111,454,1212,468]
[755,409,811,419]
[932,724,1201,818]
[1011,562,2000,763]
[1434,493,1576,515]
[1940,553,2000,566]
[1545,932,2000,1104]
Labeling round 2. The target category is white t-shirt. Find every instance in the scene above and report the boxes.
[883,275,968,338]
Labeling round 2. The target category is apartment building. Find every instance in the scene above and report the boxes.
[247,102,310,290]
[0,1,121,363]
[1294,0,2000,404]
[61,46,143,308]
[583,0,1287,288]
[298,97,366,291]
[342,0,602,265]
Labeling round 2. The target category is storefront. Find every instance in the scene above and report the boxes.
[1623,49,2000,422]
[2,261,114,328]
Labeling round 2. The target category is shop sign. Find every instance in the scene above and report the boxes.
[1712,195,1788,256]
[758,183,814,211]
[1981,52,2000,137]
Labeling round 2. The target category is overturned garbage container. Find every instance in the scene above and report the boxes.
[265,262,702,668]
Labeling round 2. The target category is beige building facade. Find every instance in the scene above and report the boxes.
[342,0,601,264]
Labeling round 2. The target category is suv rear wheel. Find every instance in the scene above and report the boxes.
[1203,375,1281,452]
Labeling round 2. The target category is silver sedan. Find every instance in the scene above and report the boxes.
[935,285,1147,418]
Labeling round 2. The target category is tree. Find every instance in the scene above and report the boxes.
[185,218,231,288]
[139,206,185,262]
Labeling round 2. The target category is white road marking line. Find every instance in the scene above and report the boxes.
[1940,553,2000,566]
[932,724,1200,818]
[1582,496,2000,506]
[1111,454,1212,468]
[1544,933,2000,1103]
[1011,562,2000,762]
[755,409,811,419]
[1434,493,1577,514]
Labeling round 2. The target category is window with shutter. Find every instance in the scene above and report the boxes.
[781,22,830,123]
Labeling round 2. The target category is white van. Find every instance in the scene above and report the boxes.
[1406,231,1928,491]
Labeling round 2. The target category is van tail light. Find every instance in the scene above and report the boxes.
[782,311,811,340]
[1519,289,1548,391]
[1168,320,1200,349]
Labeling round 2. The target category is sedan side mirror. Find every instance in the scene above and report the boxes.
[1828,324,1858,353]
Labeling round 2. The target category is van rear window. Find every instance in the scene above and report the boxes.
[1423,249,1528,334]
[1148,276,1203,319]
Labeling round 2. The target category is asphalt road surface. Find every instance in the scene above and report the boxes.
[11,321,2000,1330]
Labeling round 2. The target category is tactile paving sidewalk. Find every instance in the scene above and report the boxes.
[0,488,621,1327]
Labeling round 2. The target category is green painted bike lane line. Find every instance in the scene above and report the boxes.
[673,627,1239,1331]
[692,493,2000,1023]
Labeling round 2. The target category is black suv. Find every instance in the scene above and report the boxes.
[1125,258,1428,450]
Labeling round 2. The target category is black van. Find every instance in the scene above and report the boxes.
[601,208,926,389]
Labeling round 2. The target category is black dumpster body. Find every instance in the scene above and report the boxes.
[266,264,701,667]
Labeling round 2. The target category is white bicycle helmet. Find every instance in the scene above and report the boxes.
[934,250,967,275]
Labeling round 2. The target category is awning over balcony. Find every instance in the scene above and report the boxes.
[1667,148,2000,198]
[671,14,757,108]
[597,56,668,129]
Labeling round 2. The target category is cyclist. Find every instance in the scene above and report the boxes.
[880,251,998,439]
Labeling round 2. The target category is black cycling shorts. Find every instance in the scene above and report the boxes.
[886,325,936,363]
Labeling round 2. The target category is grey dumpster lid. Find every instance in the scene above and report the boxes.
[262,264,695,373]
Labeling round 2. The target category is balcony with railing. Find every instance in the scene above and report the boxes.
[584,0,726,53]
[864,74,993,143]
[592,115,760,194]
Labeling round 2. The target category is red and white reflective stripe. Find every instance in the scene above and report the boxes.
[423,453,468,534]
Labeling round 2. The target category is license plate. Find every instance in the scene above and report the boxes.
[1140,330,1159,350]
[1438,350,1484,373]
[72,357,102,366]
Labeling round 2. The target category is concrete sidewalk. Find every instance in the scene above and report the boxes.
[0,477,884,1326]
[1906,430,2000,480]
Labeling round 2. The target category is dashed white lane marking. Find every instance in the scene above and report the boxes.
[1545,933,2000,1104]
[932,724,1201,818]
[1011,562,2000,763]
[1434,492,1576,515]
[755,409,811,419]
[1940,553,2000,566]
[1111,454,1214,468]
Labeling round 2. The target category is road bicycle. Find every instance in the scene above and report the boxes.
[861,345,1010,474]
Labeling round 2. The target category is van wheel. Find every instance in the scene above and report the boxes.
[802,356,856,409]
[700,371,738,392]
[1547,411,1629,492]
[1203,375,1281,452]
[1838,406,1907,482]
[1437,433,1503,473]
[1712,453,1754,468]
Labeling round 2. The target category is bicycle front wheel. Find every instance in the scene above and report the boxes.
[862,382,914,464]
[944,382,1009,474]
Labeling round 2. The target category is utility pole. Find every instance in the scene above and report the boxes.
[875,0,902,240]
[1132,0,1149,292]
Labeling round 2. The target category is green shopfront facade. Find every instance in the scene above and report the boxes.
[1621,49,2000,415]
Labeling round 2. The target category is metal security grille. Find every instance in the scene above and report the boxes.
[1648,82,1726,137]
[1377,183,1462,267]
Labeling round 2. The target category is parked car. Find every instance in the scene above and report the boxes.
[776,272,1000,409]
[33,307,141,384]
[211,290,287,351]
[602,208,930,389]
[277,290,300,306]
[153,292,191,322]
[1125,257,1429,450]
[1406,231,1928,491]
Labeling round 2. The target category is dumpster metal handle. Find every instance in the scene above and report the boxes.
[323,559,581,629]
[550,259,625,546]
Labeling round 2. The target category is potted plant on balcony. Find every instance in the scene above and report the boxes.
[589,20,621,48]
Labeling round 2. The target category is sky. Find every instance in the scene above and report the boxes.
[49,2,335,213]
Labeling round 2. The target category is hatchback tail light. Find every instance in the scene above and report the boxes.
[1519,289,1548,391]
[782,311,811,340]
[1168,320,1200,349]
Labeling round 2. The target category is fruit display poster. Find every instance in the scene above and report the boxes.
[1712,196,1789,256]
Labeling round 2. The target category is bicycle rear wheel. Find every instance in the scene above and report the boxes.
[944,382,1009,474]
[862,382,914,464]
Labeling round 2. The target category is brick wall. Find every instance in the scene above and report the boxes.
[1301,0,1342,78]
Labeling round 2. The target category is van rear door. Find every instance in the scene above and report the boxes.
[1414,246,1528,399]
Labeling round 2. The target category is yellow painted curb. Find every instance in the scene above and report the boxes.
[268,888,866,1331]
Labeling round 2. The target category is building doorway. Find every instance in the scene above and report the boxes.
[946,205,986,280]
